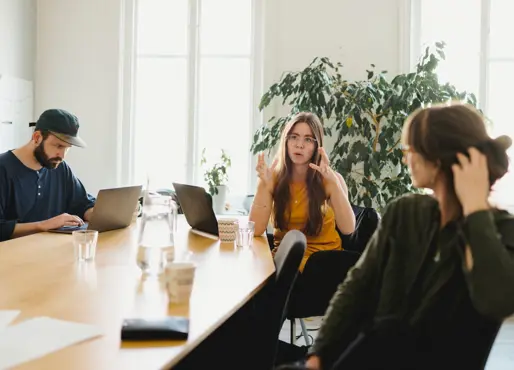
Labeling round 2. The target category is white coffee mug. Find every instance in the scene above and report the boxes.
[165,262,196,304]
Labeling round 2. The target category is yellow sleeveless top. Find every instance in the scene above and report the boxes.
[273,181,342,272]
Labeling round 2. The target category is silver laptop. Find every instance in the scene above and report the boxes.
[49,185,143,234]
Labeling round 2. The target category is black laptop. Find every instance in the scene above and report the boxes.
[172,183,219,237]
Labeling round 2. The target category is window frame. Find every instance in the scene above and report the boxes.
[409,0,514,209]
[409,0,490,109]
[118,0,264,196]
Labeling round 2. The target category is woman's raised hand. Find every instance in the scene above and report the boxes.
[256,153,277,194]
[309,147,339,185]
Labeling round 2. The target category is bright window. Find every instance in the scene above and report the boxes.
[418,0,482,96]
[133,0,256,195]
[413,0,514,209]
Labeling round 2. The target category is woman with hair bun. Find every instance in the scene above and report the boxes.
[299,102,514,370]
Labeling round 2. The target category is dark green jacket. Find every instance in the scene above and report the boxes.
[310,194,514,365]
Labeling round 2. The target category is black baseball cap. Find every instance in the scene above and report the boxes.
[32,109,87,148]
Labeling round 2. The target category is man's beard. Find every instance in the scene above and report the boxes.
[34,141,63,169]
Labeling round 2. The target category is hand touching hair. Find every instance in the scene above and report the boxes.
[452,136,511,216]
[404,103,511,192]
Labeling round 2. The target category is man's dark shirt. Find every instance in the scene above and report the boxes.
[0,150,95,241]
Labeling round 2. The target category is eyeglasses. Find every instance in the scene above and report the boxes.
[400,144,412,155]
[287,134,317,146]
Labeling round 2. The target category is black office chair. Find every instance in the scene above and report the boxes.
[226,229,308,370]
[251,230,308,370]
[172,230,306,370]
[339,205,381,254]
[269,204,380,345]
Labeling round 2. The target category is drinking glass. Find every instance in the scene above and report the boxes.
[73,230,98,262]
[236,221,255,248]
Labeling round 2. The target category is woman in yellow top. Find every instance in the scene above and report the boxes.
[249,112,356,271]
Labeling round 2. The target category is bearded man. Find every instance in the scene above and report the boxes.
[0,109,95,241]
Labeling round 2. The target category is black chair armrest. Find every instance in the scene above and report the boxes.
[267,232,275,250]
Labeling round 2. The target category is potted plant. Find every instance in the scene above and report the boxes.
[201,148,232,214]
[251,42,479,211]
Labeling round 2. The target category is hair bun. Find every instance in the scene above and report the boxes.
[493,135,512,151]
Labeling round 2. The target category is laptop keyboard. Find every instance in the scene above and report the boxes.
[59,223,89,231]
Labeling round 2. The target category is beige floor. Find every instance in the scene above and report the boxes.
[279,317,514,369]
[486,318,514,369]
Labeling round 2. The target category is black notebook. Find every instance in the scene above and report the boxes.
[121,317,190,341]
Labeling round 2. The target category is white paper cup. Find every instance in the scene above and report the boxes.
[165,262,196,303]
[217,218,238,242]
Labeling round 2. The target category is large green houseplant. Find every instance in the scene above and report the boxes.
[251,43,478,210]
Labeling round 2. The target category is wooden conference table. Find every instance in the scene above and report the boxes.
[0,216,275,369]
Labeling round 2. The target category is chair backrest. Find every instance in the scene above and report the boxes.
[339,204,380,254]
[255,230,306,369]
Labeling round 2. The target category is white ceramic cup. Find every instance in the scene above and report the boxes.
[165,262,196,304]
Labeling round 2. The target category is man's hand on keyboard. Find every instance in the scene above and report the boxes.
[39,213,84,231]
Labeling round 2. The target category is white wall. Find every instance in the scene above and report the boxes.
[262,0,407,152]
[35,0,124,195]
[35,0,406,196]
[264,0,404,87]
[0,0,37,81]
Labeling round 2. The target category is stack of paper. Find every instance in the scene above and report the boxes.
[0,312,102,369]
[0,310,20,329]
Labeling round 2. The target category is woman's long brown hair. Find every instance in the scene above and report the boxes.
[272,112,327,236]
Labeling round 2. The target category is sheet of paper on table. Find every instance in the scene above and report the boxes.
[0,310,20,329]
[0,317,102,369]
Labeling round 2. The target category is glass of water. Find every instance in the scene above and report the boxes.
[236,221,255,248]
[73,230,98,262]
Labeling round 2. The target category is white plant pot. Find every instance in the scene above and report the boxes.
[212,185,228,214]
